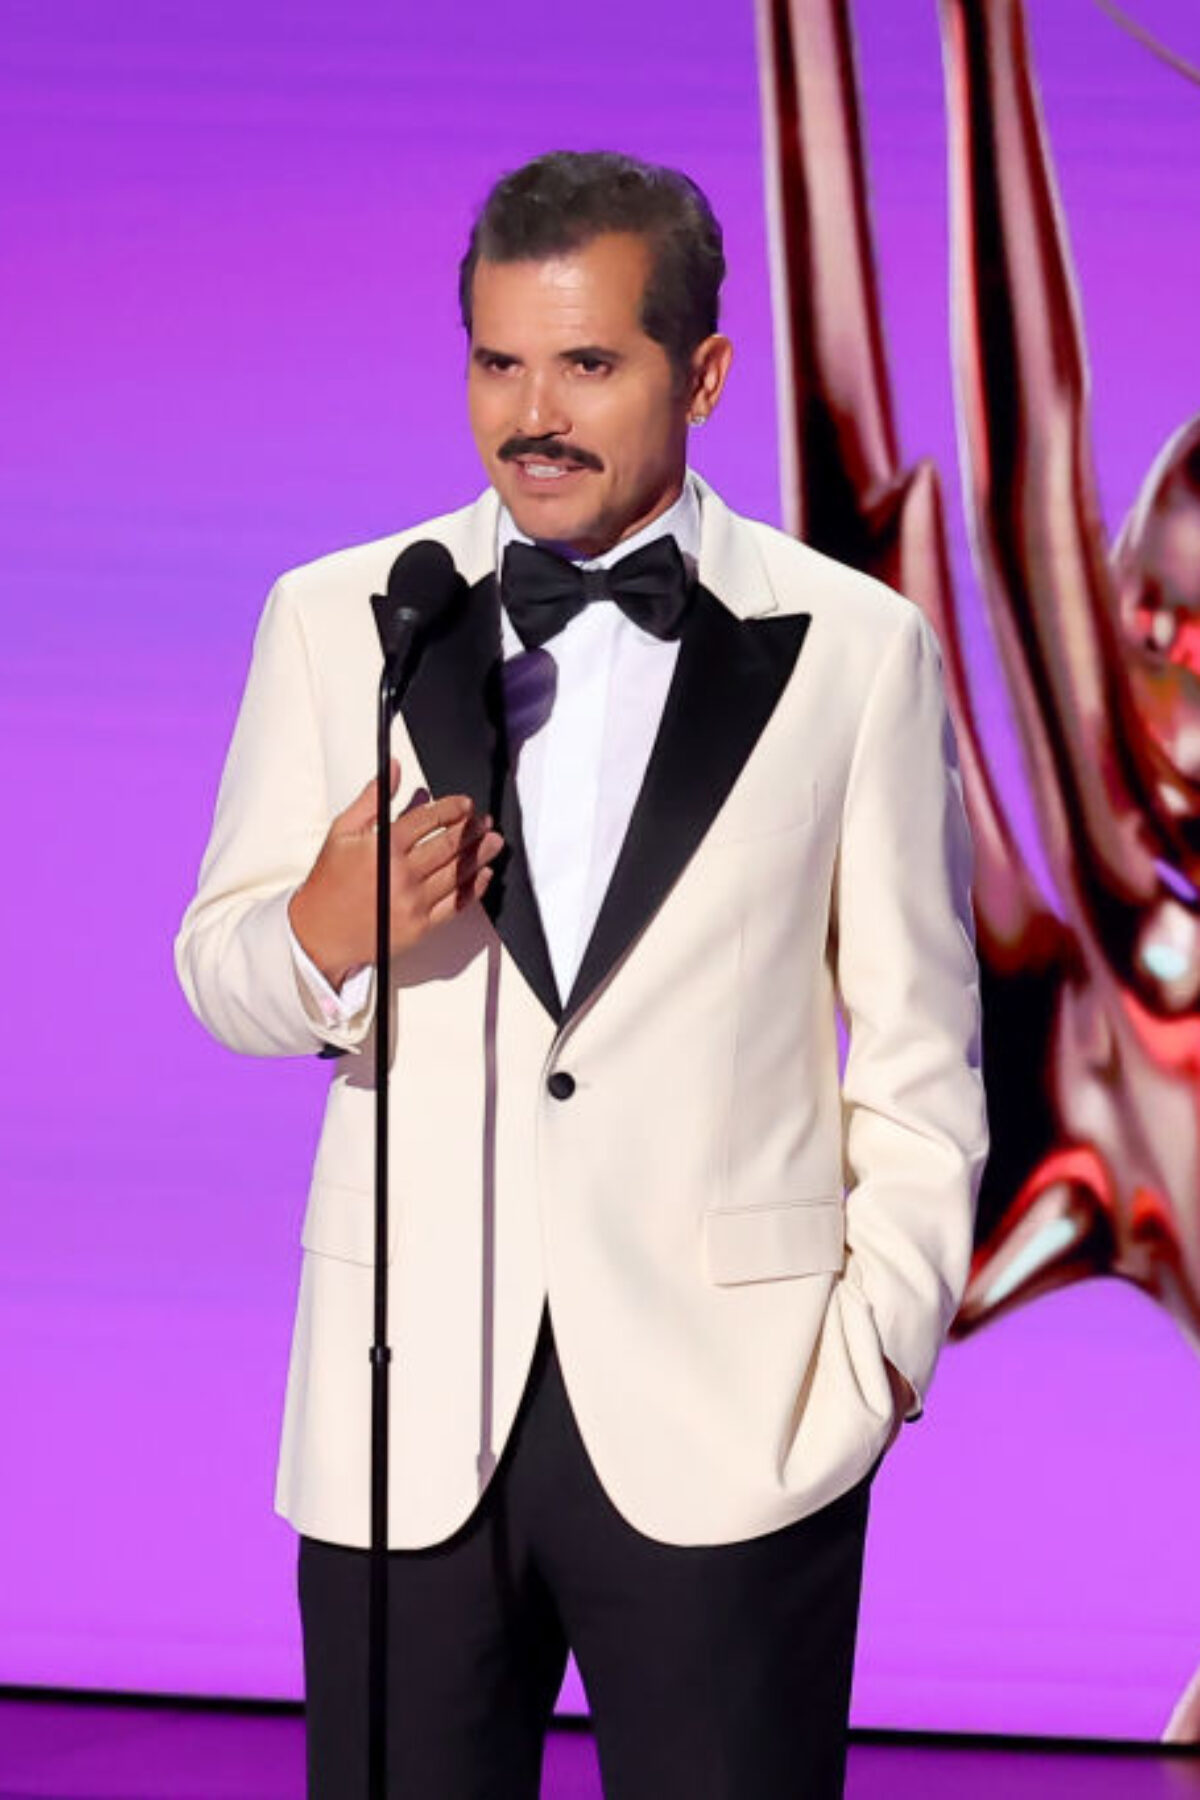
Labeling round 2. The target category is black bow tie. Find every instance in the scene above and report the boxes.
[501,536,693,651]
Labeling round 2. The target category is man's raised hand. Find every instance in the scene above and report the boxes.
[288,760,504,991]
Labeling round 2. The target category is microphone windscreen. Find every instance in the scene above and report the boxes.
[372,540,463,657]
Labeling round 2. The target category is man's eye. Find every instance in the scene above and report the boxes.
[574,357,611,375]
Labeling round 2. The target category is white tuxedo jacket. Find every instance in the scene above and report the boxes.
[176,478,987,1550]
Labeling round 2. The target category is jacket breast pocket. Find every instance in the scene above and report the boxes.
[704,1195,845,1285]
[703,778,819,849]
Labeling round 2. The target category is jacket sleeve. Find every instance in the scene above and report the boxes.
[174,577,376,1058]
[834,604,988,1415]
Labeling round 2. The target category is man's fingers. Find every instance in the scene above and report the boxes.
[410,836,502,918]
[406,815,502,881]
[426,865,495,928]
[402,809,478,877]
[391,792,477,855]
[338,778,381,834]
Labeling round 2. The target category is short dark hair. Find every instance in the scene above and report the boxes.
[459,150,725,377]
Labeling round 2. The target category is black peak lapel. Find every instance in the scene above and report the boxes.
[563,588,811,1021]
[401,572,560,1021]
[400,571,498,818]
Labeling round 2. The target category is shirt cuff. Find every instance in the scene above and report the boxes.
[287,922,372,1026]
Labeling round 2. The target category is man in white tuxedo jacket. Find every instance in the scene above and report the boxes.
[177,151,986,1798]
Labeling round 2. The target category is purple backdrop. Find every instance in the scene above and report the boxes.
[3,0,1199,1740]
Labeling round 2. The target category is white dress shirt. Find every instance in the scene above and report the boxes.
[292,475,701,1017]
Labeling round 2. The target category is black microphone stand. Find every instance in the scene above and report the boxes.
[368,621,424,1799]
[365,543,459,1798]
[368,649,399,1800]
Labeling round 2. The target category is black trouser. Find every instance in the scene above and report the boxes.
[300,1319,872,1799]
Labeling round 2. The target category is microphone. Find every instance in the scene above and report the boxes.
[371,539,463,705]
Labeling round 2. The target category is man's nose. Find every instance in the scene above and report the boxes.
[515,371,569,439]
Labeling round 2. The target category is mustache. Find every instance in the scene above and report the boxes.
[498,436,603,472]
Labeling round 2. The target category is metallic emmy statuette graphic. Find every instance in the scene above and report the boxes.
[758,0,1200,1738]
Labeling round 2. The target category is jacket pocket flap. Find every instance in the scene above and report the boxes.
[705,1196,844,1285]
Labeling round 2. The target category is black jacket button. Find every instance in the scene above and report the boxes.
[547,1071,576,1101]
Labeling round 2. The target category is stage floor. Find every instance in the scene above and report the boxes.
[1,1696,1198,1798]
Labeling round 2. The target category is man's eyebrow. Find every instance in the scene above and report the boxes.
[560,344,623,363]
[471,343,518,363]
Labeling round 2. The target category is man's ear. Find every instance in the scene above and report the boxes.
[686,334,733,425]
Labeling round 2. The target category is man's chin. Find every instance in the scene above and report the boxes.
[500,489,607,555]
